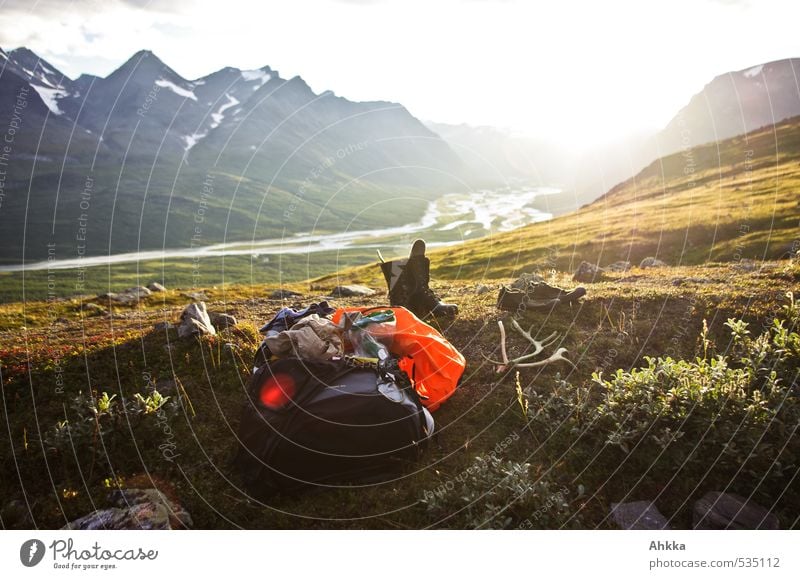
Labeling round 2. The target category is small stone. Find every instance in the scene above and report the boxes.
[98,286,153,305]
[210,312,237,329]
[639,257,667,269]
[331,285,376,297]
[96,292,118,304]
[611,501,670,530]
[573,261,605,283]
[153,321,174,331]
[606,261,631,273]
[269,289,303,299]
[693,491,779,530]
[475,284,492,295]
[732,259,759,272]
[510,272,545,290]
[182,291,208,301]
[147,282,167,292]
[177,302,216,338]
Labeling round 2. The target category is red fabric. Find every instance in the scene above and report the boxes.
[332,306,465,411]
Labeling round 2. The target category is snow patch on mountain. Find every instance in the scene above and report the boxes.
[31,85,67,115]
[210,93,239,128]
[155,78,198,101]
[182,132,206,152]
[743,64,764,78]
[241,69,271,90]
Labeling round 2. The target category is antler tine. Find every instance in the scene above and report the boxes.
[515,348,577,370]
[498,320,509,365]
[510,319,559,356]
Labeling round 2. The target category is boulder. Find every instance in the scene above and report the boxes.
[510,272,545,290]
[269,289,303,299]
[331,285,376,297]
[639,257,667,269]
[611,501,670,530]
[147,282,167,292]
[693,491,779,529]
[177,302,216,338]
[210,312,238,329]
[573,261,605,283]
[62,488,192,530]
[606,261,631,273]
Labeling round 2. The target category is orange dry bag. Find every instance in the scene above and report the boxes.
[332,306,465,411]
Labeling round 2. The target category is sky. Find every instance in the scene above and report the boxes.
[1,0,799,150]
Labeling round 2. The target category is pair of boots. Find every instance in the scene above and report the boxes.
[378,239,458,320]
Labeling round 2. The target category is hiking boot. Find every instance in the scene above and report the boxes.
[378,239,458,319]
[497,281,586,311]
[528,281,587,304]
[497,286,561,311]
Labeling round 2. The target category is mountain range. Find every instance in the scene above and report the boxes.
[1,48,799,265]
[0,47,462,263]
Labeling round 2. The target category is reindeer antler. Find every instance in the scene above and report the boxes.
[482,320,575,372]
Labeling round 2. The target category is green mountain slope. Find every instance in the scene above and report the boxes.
[324,115,800,285]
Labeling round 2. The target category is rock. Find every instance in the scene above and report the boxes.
[510,272,545,290]
[671,277,715,287]
[62,488,192,530]
[153,321,174,332]
[99,286,152,305]
[475,284,492,295]
[177,302,216,338]
[611,501,670,530]
[331,285,376,297]
[732,259,759,272]
[639,257,667,269]
[223,342,238,354]
[182,291,208,301]
[95,292,118,304]
[693,492,779,529]
[79,302,106,315]
[606,261,631,273]
[147,282,167,292]
[269,289,303,299]
[573,261,605,283]
[210,312,237,329]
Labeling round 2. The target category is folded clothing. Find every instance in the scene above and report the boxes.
[262,314,343,361]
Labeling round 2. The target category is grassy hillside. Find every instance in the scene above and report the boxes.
[1,263,798,529]
[320,116,800,286]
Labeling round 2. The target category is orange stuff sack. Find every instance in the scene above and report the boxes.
[332,306,465,411]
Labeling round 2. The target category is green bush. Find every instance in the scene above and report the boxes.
[44,388,179,479]
[420,453,585,529]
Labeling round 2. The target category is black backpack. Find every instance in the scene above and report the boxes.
[233,357,433,496]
